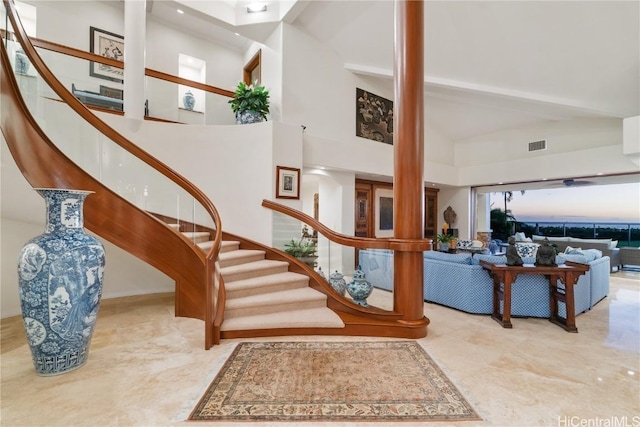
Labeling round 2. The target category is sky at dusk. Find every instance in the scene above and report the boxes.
[489,182,640,224]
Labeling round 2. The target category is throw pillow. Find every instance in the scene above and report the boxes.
[610,240,618,250]
[564,245,582,254]
[457,239,474,249]
[515,242,539,258]
[514,232,527,241]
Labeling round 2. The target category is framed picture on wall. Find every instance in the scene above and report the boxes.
[90,26,124,83]
[276,166,300,199]
[356,88,394,145]
[374,187,394,237]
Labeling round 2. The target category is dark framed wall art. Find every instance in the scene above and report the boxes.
[276,166,300,200]
[356,88,393,145]
[90,26,124,83]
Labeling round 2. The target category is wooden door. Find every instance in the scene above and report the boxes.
[424,188,439,239]
[355,183,373,238]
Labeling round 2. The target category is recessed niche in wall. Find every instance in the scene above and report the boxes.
[178,53,205,113]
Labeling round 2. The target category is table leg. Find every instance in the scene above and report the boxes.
[548,273,578,333]
[491,272,513,328]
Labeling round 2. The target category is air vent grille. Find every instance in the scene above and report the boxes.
[528,140,547,152]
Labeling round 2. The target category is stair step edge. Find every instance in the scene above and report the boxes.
[220,307,345,331]
[226,287,327,309]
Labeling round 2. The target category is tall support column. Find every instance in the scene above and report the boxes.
[393,0,425,322]
[124,0,146,120]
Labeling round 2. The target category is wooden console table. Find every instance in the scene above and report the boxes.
[480,261,589,332]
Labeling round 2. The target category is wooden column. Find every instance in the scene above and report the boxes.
[393,0,426,323]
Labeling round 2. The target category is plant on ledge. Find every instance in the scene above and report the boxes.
[284,238,318,268]
[229,81,270,124]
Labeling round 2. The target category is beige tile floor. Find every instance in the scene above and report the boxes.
[2,271,639,427]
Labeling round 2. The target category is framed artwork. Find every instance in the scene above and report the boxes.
[90,26,124,83]
[100,85,123,100]
[276,166,300,199]
[356,88,393,145]
[374,187,394,238]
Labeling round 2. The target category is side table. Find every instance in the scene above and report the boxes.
[480,260,590,332]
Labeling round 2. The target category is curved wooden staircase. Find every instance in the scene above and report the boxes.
[2,0,430,349]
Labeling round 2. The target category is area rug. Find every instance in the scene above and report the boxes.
[189,341,481,422]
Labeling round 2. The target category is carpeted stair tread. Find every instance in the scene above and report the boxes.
[218,249,266,268]
[197,240,240,253]
[220,259,290,282]
[220,240,240,253]
[225,271,309,299]
[220,307,345,331]
[181,231,211,243]
[224,287,328,318]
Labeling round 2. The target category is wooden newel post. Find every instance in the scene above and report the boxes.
[393,0,427,325]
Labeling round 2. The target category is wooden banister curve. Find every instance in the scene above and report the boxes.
[262,199,432,252]
[2,0,222,349]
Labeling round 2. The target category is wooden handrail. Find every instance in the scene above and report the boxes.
[29,37,234,98]
[262,200,432,252]
[3,0,223,349]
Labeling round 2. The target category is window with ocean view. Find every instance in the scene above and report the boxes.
[488,180,640,247]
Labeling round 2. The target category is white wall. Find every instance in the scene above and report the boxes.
[437,187,472,240]
[314,170,356,276]
[455,118,636,186]
[0,137,173,318]
[98,115,303,246]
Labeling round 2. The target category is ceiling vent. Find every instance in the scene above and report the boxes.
[528,140,547,152]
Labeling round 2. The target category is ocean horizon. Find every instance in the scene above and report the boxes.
[514,216,640,225]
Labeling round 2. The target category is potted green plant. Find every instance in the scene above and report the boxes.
[284,238,318,267]
[436,233,453,252]
[228,81,270,124]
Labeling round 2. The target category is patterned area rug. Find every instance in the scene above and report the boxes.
[189,341,481,422]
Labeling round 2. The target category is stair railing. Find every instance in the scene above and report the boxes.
[263,199,433,317]
[2,0,222,349]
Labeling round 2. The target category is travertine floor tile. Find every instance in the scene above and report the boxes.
[2,272,638,426]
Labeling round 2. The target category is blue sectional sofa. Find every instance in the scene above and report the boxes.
[358,249,610,318]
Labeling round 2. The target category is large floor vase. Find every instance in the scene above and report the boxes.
[18,189,105,376]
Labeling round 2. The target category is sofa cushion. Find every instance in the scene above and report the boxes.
[568,237,612,246]
[533,235,569,242]
[515,242,539,258]
[471,254,507,265]
[610,240,618,249]
[584,248,602,259]
[514,232,532,242]
[563,246,599,262]
[424,251,472,264]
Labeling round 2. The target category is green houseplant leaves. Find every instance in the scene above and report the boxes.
[228,81,270,121]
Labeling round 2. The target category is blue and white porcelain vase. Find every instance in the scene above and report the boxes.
[15,48,29,75]
[346,266,373,307]
[236,110,263,124]
[329,270,347,296]
[183,90,195,111]
[488,240,499,255]
[17,189,105,376]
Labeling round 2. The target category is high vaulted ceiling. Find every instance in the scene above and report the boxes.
[140,1,640,143]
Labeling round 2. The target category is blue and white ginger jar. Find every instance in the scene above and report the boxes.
[17,189,105,376]
[183,90,195,111]
[329,270,347,296]
[346,265,373,307]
